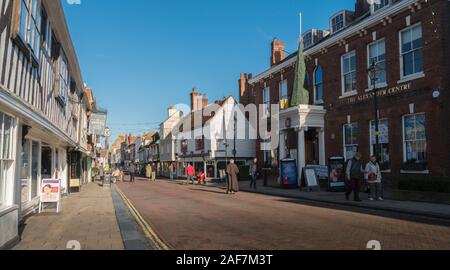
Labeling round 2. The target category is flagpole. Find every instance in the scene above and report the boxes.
[299,12,303,44]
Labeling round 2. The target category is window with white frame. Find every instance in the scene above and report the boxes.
[403,113,427,163]
[400,24,423,78]
[20,140,40,204]
[314,66,324,103]
[372,0,390,12]
[342,51,357,94]
[263,87,270,117]
[368,39,387,87]
[279,80,288,109]
[331,12,345,34]
[0,112,14,208]
[344,123,359,161]
[370,119,390,170]
[19,0,41,58]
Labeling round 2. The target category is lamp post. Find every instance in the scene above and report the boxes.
[233,114,237,161]
[368,60,382,160]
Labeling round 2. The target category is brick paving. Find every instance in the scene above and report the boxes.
[13,183,124,250]
[117,176,450,250]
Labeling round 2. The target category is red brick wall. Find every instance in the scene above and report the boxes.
[240,0,450,177]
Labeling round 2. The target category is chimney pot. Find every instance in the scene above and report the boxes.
[271,39,285,66]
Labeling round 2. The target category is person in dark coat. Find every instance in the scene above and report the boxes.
[345,153,365,202]
[226,159,240,194]
[129,163,136,183]
[250,158,258,189]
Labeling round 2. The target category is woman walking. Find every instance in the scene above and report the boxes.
[226,159,240,194]
[365,156,384,201]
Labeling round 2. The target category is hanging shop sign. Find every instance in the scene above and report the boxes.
[39,179,61,213]
[89,111,108,136]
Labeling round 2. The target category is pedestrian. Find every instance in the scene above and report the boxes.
[169,163,174,180]
[345,153,365,202]
[152,164,157,181]
[99,164,104,183]
[226,159,240,194]
[129,163,136,183]
[146,163,152,180]
[250,158,258,189]
[197,171,206,185]
[365,155,384,201]
[186,163,195,185]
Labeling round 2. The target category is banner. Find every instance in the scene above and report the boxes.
[328,157,346,192]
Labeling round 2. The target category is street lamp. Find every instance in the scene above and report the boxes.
[368,60,382,160]
[233,113,237,160]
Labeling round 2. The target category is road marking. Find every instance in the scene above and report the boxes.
[114,185,172,250]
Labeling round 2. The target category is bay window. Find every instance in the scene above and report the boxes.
[19,0,41,58]
[341,51,357,95]
[0,112,15,208]
[331,12,345,34]
[400,24,423,78]
[344,123,359,161]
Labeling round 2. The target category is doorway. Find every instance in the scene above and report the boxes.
[41,146,52,179]
[305,129,319,165]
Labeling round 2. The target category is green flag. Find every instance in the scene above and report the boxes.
[290,41,309,107]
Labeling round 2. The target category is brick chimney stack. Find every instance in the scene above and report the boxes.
[271,38,285,66]
[239,73,252,105]
[190,88,209,112]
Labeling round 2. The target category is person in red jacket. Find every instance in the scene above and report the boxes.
[186,163,195,185]
[197,171,206,185]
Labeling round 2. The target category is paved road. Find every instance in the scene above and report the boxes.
[117,177,450,250]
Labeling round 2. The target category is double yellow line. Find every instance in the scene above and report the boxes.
[115,186,172,250]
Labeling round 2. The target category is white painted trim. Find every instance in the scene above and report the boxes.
[397,72,425,84]
[248,0,417,84]
[339,90,358,99]
[399,22,424,81]
[341,50,357,96]
[0,85,77,147]
[402,112,426,163]
[367,38,387,88]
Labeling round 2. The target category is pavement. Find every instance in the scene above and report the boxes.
[14,182,124,250]
[116,176,450,250]
[221,180,450,221]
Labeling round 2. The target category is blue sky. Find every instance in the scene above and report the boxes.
[62,0,356,140]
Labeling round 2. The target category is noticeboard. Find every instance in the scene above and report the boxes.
[306,165,329,178]
[328,157,346,192]
[280,159,298,187]
[304,168,319,188]
[40,179,62,213]
[89,112,107,136]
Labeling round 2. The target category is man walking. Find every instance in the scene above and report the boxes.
[226,159,240,194]
[345,153,365,202]
[186,163,195,185]
[250,158,258,189]
[129,163,136,183]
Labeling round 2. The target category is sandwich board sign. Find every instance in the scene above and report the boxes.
[39,179,62,213]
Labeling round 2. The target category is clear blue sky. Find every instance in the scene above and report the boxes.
[62,0,356,140]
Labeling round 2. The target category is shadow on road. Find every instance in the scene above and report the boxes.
[272,197,450,227]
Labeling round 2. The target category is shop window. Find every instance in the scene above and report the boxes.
[400,24,423,78]
[368,39,387,87]
[403,113,427,165]
[341,51,357,95]
[20,140,39,204]
[343,123,359,160]
[41,146,52,179]
[0,112,14,208]
[19,0,41,60]
[279,80,289,110]
[314,66,324,103]
[370,120,390,170]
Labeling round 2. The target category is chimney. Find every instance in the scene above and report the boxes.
[239,73,248,104]
[190,88,208,112]
[271,38,285,66]
[168,106,178,118]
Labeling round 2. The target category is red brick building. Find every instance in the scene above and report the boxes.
[239,0,450,182]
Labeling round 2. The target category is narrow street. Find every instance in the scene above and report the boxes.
[116,177,450,250]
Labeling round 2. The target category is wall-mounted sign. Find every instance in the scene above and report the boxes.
[89,111,107,136]
[341,83,413,105]
[39,179,61,213]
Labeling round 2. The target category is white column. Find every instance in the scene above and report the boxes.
[319,128,326,166]
[214,161,218,179]
[297,128,306,187]
[279,130,286,161]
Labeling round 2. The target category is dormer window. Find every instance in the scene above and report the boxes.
[330,12,345,34]
[303,31,314,49]
[371,0,390,13]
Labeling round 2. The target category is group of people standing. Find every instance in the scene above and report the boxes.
[345,153,384,202]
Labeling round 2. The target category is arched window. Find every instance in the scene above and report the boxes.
[314,66,324,103]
